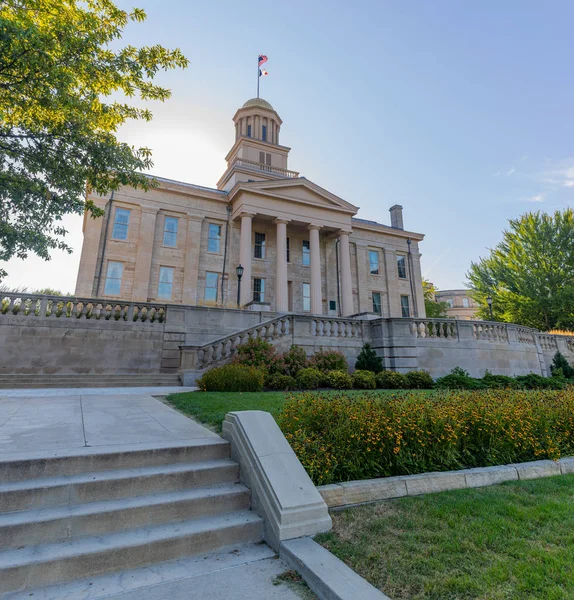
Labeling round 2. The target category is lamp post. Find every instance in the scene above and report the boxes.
[486,295,493,320]
[236,264,244,308]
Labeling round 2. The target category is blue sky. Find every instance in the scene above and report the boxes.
[4,0,574,292]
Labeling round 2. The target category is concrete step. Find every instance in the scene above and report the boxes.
[0,459,239,513]
[0,439,230,482]
[0,483,250,548]
[0,510,264,594]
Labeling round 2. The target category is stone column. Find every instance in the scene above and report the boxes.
[132,207,158,301]
[274,218,290,312]
[339,230,354,316]
[383,248,401,317]
[182,215,203,305]
[409,250,426,318]
[239,212,255,306]
[308,224,322,315]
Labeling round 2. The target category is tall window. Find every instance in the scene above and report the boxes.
[254,232,266,259]
[259,151,271,165]
[262,125,267,141]
[445,298,454,307]
[247,124,252,137]
[302,283,311,312]
[462,297,470,308]
[400,295,410,318]
[163,216,178,247]
[158,267,175,300]
[104,261,123,295]
[204,272,219,303]
[372,292,382,315]
[302,240,310,266]
[253,278,265,302]
[208,223,221,253]
[286,238,290,263]
[369,250,380,275]
[112,208,130,240]
[397,255,407,279]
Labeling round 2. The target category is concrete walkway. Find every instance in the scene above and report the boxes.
[0,391,214,455]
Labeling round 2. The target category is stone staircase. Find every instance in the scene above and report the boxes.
[0,373,182,389]
[0,440,263,596]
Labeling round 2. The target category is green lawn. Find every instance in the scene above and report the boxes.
[316,475,574,600]
[166,389,405,432]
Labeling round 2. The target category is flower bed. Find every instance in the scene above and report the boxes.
[278,390,574,485]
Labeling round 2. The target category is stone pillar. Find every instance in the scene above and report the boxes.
[132,207,158,301]
[339,230,354,316]
[274,218,290,312]
[383,248,401,317]
[307,225,322,315]
[409,249,426,318]
[182,215,203,305]
[239,212,255,306]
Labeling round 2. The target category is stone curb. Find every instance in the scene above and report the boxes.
[318,457,573,508]
[280,537,389,600]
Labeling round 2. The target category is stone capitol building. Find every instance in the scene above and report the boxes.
[75,97,426,318]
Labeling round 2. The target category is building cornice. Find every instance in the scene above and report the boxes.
[350,218,425,241]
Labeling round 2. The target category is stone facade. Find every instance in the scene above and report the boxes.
[75,97,426,320]
[435,289,479,320]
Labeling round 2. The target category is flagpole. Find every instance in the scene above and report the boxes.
[256,55,260,98]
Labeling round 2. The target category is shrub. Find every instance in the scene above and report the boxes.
[551,351,574,379]
[296,367,323,390]
[515,372,566,390]
[282,345,308,377]
[266,373,297,391]
[352,369,376,390]
[376,371,408,389]
[328,370,353,390]
[435,367,485,390]
[279,389,574,485]
[310,349,348,373]
[482,370,519,389]
[197,364,264,392]
[405,370,434,389]
[354,343,383,373]
[233,337,282,374]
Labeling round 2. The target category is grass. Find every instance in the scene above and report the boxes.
[273,570,316,599]
[166,389,404,432]
[316,475,574,600]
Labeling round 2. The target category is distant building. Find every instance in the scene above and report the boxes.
[435,289,479,320]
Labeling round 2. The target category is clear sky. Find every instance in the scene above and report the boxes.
[3,0,574,293]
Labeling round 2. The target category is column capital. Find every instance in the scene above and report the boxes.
[338,228,352,236]
[273,218,291,225]
[140,207,160,216]
[239,211,257,219]
[186,214,204,223]
[307,223,322,231]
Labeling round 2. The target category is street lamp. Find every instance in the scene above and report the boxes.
[486,295,493,320]
[236,265,244,308]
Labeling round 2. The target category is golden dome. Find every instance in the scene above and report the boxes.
[242,97,274,111]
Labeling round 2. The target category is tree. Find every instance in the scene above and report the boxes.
[0,0,189,280]
[354,343,383,373]
[422,279,449,318]
[467,209,574,331]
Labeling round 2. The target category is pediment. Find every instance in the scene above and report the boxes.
[230,178,358,215]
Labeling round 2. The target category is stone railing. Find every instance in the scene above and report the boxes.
[0,292,166,323]
[515,327,536,345]
[233,158,299,179]
[411,319,458,340]
[472,322,509,342]
[310,317,362,338]
[180,315,293,372]
[538,333,559,351]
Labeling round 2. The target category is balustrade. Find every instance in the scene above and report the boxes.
[310,318,361,338]
[537,334,558,351]
[472,322,509,342]
[0,293,165,323]
[515,327,536,345]
[411,319,457,340]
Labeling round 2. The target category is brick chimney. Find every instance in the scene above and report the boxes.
[389,205,404,230]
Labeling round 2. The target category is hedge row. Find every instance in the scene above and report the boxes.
[279,389,574,485]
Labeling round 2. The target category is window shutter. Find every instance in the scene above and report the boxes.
[259,151,265,164]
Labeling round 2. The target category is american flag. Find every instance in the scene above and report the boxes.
[258,54,268,67]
